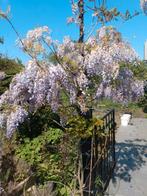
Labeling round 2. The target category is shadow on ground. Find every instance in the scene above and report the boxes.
[112,139,147,183]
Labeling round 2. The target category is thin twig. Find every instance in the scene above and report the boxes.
[3,16,44,69]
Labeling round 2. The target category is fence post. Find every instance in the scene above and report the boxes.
[80,108,93,195]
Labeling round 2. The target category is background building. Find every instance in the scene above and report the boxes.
[145,40,147,60]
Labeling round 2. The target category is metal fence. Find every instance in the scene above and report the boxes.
[81,109,116,195]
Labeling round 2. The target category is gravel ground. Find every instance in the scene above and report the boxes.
[105,118,147,196]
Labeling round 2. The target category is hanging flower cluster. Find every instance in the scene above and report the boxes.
[19,26,52,58]
[96,68,144,103]
[0,26,144,137]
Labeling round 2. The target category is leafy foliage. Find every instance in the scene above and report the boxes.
[66,115,103,138]
[0,55,23,94]
[0,106,82,194]
[14,106,79,187]
[18,106,61,138]
[120,61,147,81]
[16,127,63,182]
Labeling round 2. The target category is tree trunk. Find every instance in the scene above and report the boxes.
[78,0,84,43]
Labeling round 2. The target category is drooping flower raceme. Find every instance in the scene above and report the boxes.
[19,26,52,58]
[95,67,144,103]
[6,106,28,138]
[0,26,143,137]
[85,27,138,80]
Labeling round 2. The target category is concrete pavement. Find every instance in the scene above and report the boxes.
[105,118,147,196]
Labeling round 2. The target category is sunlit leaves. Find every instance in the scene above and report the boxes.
[66,115,103,138]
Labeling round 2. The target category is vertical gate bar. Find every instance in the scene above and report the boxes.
[83,109,116,194]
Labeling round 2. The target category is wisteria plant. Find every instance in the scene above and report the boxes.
[0,0,147,195]
[0,1,146,138]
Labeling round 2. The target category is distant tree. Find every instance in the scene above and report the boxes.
[0,56,23,95]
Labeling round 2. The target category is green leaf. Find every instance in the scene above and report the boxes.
[60,187,67,195]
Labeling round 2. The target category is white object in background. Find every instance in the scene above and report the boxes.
[121,114,131,126]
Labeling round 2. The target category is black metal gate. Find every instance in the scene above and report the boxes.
[81,109,116,195]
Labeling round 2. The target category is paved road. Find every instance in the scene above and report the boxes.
[105,118,147,196]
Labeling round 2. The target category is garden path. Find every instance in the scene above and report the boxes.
[105,118,147,196]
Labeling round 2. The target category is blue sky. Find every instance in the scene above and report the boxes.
[0,0,147,64]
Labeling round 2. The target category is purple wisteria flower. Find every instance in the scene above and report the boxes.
[0,26,144,137]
